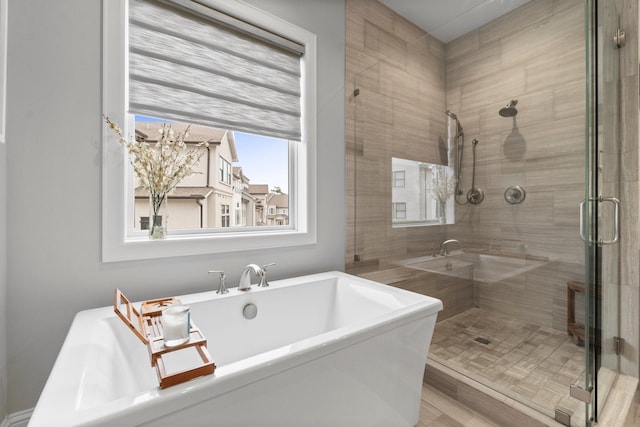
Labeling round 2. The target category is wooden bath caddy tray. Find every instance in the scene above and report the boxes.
[114,289,216,389]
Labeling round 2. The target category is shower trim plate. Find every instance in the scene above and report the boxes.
[504,186,526,204]
[467,188,484,204]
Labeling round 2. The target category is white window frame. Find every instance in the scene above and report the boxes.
[102,0,317,262]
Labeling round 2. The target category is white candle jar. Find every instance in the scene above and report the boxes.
[162,305,190,347]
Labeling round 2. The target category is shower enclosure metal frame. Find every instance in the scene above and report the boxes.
[580,0,628,424]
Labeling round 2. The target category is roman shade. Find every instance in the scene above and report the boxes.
[128,0,303,141]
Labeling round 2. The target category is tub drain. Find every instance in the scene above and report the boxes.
[243,303,258,320]
[474,337,491,345]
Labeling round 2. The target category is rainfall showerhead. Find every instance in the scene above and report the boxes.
[499,99,518,117]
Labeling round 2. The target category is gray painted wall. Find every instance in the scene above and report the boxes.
[6,0,345,413]
[1,126,7,421]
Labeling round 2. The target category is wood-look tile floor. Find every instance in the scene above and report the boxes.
[418,383,501,426]
[429,308,585,418]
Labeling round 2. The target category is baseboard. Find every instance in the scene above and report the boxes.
[2,408,32,427]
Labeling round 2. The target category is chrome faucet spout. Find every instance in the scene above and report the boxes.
[439,239,462,256]
[238,264,263,291]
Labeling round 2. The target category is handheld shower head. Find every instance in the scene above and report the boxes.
[446,110,463,135]
[499,99,518,117]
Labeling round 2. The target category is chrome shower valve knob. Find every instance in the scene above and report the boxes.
[504,186,526,204]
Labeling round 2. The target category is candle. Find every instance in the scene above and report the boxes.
[162,305,190,347]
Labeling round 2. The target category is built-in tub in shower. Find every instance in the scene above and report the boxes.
[386,249,592,423]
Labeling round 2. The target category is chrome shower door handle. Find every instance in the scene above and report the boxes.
[579,199,588,242]
[600,196,620,245]
[579,196,620,245]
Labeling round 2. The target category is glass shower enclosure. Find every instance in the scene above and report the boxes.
[582,0,635,424]
[345,0,634,425]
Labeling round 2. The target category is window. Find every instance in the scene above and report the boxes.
[393,171,405,187]
[219,158,231,185]
[221,205,230,227]
[391,157,455,227]
[392,203,407,219]
[102,0,317,262]
[140,216,150,230]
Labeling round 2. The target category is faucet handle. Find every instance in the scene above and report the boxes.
[208,270,228,294]
[258,263,275,287]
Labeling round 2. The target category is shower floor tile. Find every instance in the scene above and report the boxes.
[429,308,585,418]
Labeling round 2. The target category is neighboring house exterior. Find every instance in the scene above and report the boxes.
[248,184,269,225]
[232,167,256,227]
[133,121,258,230]
[247,185,289,226]
[265,193,289,226]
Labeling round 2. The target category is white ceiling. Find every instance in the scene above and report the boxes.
[378,0,533,43]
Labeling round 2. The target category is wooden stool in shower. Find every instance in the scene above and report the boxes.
[567,280,585,346]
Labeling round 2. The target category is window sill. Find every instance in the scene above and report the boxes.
[103,228,316,262]
[392,221,448,228]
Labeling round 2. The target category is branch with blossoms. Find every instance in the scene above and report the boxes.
[104,116,208,193]
[426,165,456,205]
[104,116,209,236]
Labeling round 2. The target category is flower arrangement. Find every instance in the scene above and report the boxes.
[104,116,208,238]
[426,165,456,221]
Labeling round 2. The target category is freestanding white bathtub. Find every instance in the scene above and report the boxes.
[29,271,442,427]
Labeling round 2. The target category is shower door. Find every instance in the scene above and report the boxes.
[582,0,632,424]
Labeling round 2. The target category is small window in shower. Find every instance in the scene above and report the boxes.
[391,157,455,227]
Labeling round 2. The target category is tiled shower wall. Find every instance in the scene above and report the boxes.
[444,0,585,262]
[599,0,640,378]
[345,0,639,377]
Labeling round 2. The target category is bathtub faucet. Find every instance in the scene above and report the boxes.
[258,263,276,287]
[439,239,461,256]
[208,269,228,294]
[238,264,264,291]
